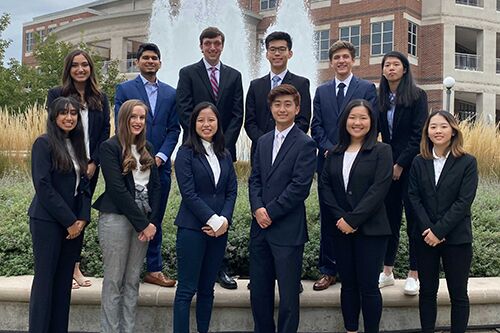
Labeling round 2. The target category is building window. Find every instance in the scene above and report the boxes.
[371,20,393,56]
[25,32,34,53]
[339,25,360,57]
[260,0,277,10]
[48,26,56,34]
[38,29,46,41]
[456,0,483,7]
[408,22,417,57]
[314,29,330,61]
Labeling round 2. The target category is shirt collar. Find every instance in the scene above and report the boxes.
[270,69,288,80]
[201,139,214,152]
[335,73,353,87]
[139,74,158,86]
[432,148,450,160]
[274,123,295,139]
[203,58,221,71]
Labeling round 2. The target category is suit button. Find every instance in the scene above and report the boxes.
[348,191,352,195]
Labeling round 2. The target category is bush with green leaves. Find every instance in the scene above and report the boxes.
[0,172,498,279]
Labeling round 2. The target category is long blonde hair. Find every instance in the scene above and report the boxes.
[117,100,154,174]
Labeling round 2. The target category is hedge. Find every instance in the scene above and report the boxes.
[0,171,498,279]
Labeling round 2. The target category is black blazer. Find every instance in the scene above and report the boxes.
[92,136,161,232]
[28,135,91,227]
[47,87,111,166]
[408,154,478,244]
[174,145,237,231]
[379,89,428,169]
[248,125,317,246]
[244,71,311,147]
[176,59,244,161]
[318,142,393,236]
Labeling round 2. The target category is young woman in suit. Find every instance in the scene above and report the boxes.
[319,99,393,333]
[173,102,238,333]
[378,51,428,295]
[28,96,91,333]
[92,100,159,333]
[47,49,110,288]
[408,110,478,333]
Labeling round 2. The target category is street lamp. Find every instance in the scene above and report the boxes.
[443,76,455,112]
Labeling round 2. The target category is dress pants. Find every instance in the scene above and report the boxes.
[333,231,388,333]
[146,165,171,272]
[75,168,99,263]
[250,232,304,333]
[99,212,148,333]
[417,239,472,333]
[317,182,337,276]
[173,227,227,333]
[29,218,82,333]
[383,169,418,270]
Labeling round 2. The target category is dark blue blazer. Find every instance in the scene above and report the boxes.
[408,153,478,244]
[248,125,317,246]
[311,76,377,172]
[47,87,110,166]
[176,60,243,161]
[92,136,162,232]
[318,142,393,236]
[28,135,91,227]
[174,145,237,231]
[114,75,180,170]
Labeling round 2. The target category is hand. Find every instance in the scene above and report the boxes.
[392,164,403,181]
[75,219,87,231]
[422,228,445,247]
[155,157,163,167]
[215,218,229,237]
[138,223,157,242]
[87,162,97,179]
[66,221,82,240]
[254,207,272,229]
[202,225,216,237]
[336,217,356,234]
[324,150,329,158]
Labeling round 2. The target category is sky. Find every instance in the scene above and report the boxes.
[1,0,91,64]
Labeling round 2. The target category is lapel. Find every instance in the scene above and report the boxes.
[134,76,152,112]
[152,82,162,121]
[424,158,437,191]
[345,148,364,190]
[266,126,297,180]
[436,154,456,190]
[392,104,404,135]
[87,108,95,142]
[282,71,293,85]
[261,132,274,181]
[217,62,228,101]
[326,80,339,117]
[340,76,358,115]
[198,153,216,188]
[195,59,216,102]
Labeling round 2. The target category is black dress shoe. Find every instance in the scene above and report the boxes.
[217,270,237,290]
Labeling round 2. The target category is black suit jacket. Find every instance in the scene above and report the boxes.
[379,89,428,169]
[176,59,243,161]
[244,71,311,152]
[28,135,91,227]
[318,142,393,236]
[47,87,110,166]
[408,154,478,244]
[92,136,161,232]
[248,125,317,246]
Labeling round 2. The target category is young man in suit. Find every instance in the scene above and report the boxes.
[176,26,243,289]
[245,31,311,160]
[114,43,180,288]
[249,84,316,333]
[310,40,378,291]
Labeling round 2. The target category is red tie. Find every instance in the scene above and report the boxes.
[210,67,219,99]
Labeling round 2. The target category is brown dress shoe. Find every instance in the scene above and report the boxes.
[144,272,176,287]
[313,274,336,291]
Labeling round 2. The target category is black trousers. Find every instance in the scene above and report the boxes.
[333,232,388,333]
[29,218,82,333]
[416,239,472,333]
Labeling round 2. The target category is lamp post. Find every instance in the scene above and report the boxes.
[443,76,455,112]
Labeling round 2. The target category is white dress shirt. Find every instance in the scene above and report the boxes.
[432,148,450,185]
[201,139,225,232]
[272,123,295,164]
[269,69,288,88]
[66,139,80,196]
[131,144,150,188]
[80,106,90,160]
[342,150,359,191]
[203,58,221,83]
[335,73,353,96]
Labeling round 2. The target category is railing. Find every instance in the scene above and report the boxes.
[456,0,483,7]
[455,100,477,122]
[455,52,480,71]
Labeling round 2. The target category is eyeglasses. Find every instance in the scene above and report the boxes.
[267,47,288,54]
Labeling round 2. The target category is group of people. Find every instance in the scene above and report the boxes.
[27,26,478,333]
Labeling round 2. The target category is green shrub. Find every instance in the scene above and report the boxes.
[0,173,498,279]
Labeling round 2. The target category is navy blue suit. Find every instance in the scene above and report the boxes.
[248,125,316,333]
[28,134,91,333]
[173,145,237,333]
[311,75,377,277]
[114,75,180,272]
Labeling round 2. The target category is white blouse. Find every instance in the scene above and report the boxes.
[131,145,150,188]
[343,151,359,191]
[432,148,450,185]
[201,139,225,232]
[80,106,90,160]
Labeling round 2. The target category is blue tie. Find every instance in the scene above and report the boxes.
[272,76,281,89]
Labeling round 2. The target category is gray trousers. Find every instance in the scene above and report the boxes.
[98,212,148,333]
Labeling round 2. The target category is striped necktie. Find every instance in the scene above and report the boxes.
[272,75,281,89]
[210,67,219,99]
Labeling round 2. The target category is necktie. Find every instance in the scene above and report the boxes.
[337,82,346,112]
[388,93,396,139]
[210,67,219,99]
[272,133,284,164]
[272,75,281,89]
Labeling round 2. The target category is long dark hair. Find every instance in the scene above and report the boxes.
[379,51,421,112]
[185,102,226,158]
[61,49,103,111]
[333,99,378,153]
[47,96,88,174]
